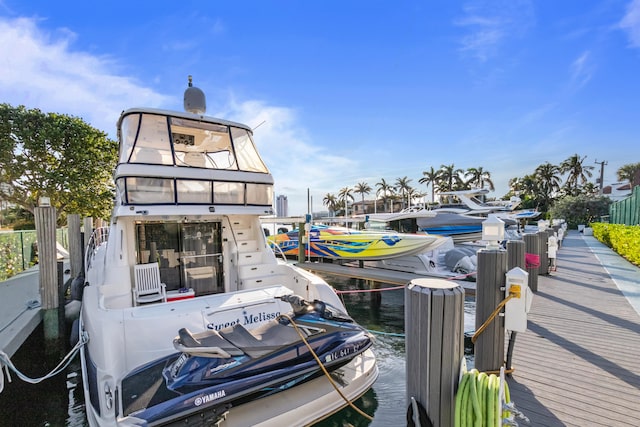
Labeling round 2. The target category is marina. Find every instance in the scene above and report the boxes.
[1,230,639,425]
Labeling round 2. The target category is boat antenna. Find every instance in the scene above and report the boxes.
[184,75,206,114]
[253,120,267,131]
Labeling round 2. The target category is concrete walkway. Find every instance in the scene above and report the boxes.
[507,230,640,426]
[0,267,42,358]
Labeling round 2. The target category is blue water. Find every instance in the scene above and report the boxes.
[0,274,475,426]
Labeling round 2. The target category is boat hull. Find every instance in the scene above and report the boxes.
[269,225,444,260]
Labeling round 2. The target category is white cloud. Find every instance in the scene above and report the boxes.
[0,15,351,215]
[570,50,594,89]
[455,0,534,62]
[620,0,640,47]
[219,97,357,215]
[0,16,169,135]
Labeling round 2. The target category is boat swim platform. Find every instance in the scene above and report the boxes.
[506,230,640,426]
[0,267,42,358]
[296,260,476,296]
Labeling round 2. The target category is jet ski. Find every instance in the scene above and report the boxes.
[119,295,373,426]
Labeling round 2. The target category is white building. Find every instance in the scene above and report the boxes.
[276,195,288,217]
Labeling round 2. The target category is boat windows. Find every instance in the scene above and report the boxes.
[246,183,273,206]
[176,180,213,204]
[231,127,269,173]
[116,177,273,207]
[126,177,175,204]
[125,115,174,165]
[119,112,270,174]
[213,182,244,204]
[136,222,224,297]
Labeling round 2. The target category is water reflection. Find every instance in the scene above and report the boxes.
[314,275,475,426]
[0,325,88,427]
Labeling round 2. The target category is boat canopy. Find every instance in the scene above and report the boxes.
[114,110,274,208]
[119,111,269,172]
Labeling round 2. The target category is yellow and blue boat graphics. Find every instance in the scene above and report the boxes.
[268,225,445,260]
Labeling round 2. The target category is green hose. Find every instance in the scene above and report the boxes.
[454,369,511,427]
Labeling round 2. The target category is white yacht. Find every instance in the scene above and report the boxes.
[80,78,377,426]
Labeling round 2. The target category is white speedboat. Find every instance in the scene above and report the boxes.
[79,78,378,426]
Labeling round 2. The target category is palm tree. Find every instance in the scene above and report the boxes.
[375,178,394,212]
[395,176,413,209]
[559,154,594,196]
[353,182,372,215]
[465,167,495,191]
[406,187,425,207]
[617,162,640,188]
[322,193,338,216]
[535,162,562,211]
[437,164,464,202]
[419,166,440,203]
[338,187,354,218]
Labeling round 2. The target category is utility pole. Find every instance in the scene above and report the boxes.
[595,159,607,195]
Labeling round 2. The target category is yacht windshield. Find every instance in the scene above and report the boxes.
[120,113,269,173]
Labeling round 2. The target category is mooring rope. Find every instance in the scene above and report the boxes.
[471,294,515,344]
[279,313,374,422]
[0,331,87,394]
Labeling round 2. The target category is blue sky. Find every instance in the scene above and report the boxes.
[1,0,639,216]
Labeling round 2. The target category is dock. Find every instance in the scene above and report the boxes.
[507,231,640,426]
[296,260,476,295]
[0,267,42,358]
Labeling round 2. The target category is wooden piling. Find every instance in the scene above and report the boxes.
[474,248,507,373]
[82,216,93,259]
[297,222,305,263]
[35,205,60,340]
[67,214,83,278]
[507,240,525,270]
[537,231,549,276]
[405,278,464,427]
[523,233,539,292]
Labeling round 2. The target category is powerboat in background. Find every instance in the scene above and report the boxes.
[436,188,540,222]
[364,209,487,243]
[79,78,377,427]
[268,224,450,260]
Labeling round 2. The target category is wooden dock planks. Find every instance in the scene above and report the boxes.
[506,231,640,427]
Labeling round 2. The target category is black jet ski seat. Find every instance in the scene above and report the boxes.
[174,328,244,358]
[174,319,318,359]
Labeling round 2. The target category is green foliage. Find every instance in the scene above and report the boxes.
[591,223,640,266]
[549,195,611,229]
[0,230,37,281]
[617,162,640,186]
[0,104,118,220]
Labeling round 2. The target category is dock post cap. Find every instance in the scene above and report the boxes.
[408,278,459,289]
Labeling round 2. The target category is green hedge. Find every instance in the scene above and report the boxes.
[591,223,640,266]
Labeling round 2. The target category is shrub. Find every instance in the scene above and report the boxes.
[590,222,640,266]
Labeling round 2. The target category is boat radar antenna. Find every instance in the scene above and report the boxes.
[183,75,206,114]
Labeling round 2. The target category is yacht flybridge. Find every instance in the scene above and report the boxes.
[80,78,378,426]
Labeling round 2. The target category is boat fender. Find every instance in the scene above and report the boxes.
[70,274,86,301]
[406,396,433,427]
[444,249,468,270]
[469,254,478,267]
[65,300,82,323]
[454,256,475,275]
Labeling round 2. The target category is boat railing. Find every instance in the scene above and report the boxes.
[269,240,289,262]
[85,227,110,271]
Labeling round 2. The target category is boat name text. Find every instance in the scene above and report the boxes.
[206,311,281,330]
